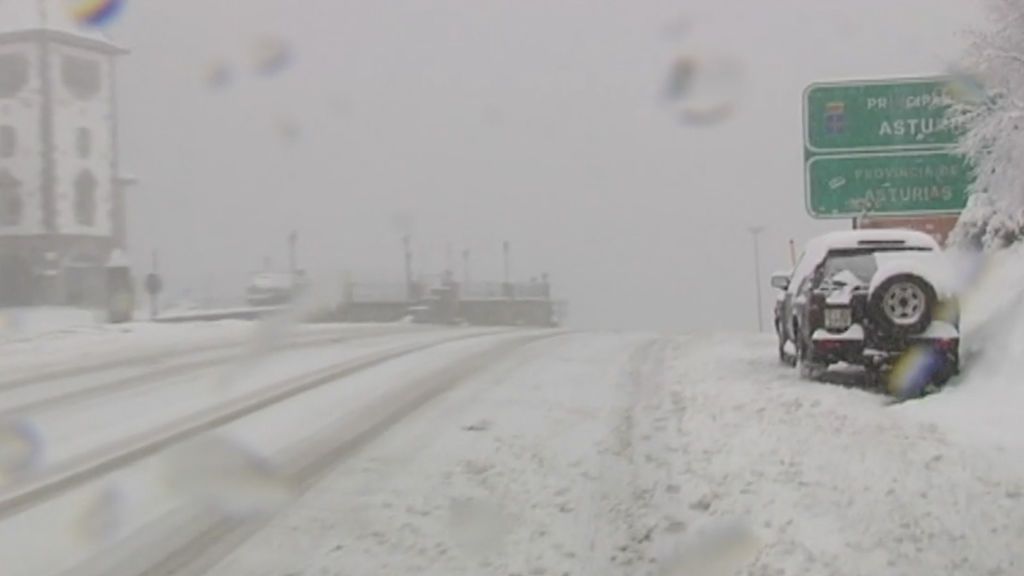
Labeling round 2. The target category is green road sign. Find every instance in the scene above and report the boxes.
[804,77,958,153]
[806,151,971,218]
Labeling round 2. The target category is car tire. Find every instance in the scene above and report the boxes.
[797,334,823,380]
[779,338,797,367]
[869,273,936,336]
[799,359,824,380]
[776,319,797,367]
[776,324,789,365]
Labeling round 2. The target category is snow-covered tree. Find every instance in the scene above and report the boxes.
[948,0,1024,249]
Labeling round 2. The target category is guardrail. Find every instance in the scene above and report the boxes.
[152,307,284,323]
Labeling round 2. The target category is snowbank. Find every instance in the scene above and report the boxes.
[0,307,105,339]
[0,320,257,380]
[899,243,1024,448]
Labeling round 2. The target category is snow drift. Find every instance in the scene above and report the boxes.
[901,243,1024,448]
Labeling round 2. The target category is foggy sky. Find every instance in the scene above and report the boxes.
[108,0,984,331]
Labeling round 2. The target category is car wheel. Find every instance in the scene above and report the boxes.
[776,326,787,364]
[797,335,823,380]
[869,273,936,336]
[799,359,823,380]
[776,320,796,367]
[779,338,797,367]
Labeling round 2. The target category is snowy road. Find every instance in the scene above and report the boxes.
[201,334,1024,575]
[0,321,437,391]
[1,325,1023,575]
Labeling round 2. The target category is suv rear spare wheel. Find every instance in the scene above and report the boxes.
[869,273,936,336]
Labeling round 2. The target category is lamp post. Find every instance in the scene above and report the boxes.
[403,234,415,302]
[748,226,765,333]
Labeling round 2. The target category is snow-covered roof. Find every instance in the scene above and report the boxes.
[806,229,940,253]
[249,272,296,291]
[0,0,125,53]
[787,229,940,295]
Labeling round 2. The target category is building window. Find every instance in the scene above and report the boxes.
[74,169,97,226]
[76,127,91,158]
[0,170,22,226]
[0,125,14,158]
[61,56,101,101]
[0,54,29,99]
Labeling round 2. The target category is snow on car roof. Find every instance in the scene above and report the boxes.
[806,229,940,252]
[786,229,940,294]
[249,272,295,290]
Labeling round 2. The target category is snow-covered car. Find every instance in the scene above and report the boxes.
[245,271,308,307]
[771,229,960,392]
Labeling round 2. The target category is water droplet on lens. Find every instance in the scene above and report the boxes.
[252,35,293,77]
[0,418,43,484]
[659,518,761,576]
[76,484,124,546]
[162,435,292,520]
[448,497,514,558]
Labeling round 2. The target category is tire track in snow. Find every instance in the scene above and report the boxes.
[0,325,428,416]
[148,334,707,576]
[0,331,501,523]
[0,324,408,392]
[72,331,561,576]
[584,336,700,576]
[583,337,658,574]
[186,333,639,576]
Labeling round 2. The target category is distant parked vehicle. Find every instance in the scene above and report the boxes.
[771,229,960,395]
[246,271,308,307]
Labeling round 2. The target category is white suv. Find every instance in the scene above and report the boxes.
[771,229,960,395]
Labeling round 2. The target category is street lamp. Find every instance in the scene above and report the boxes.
[402,234,414,302]
[748,226,765,333]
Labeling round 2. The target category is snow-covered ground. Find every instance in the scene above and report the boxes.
[0,307,106,340]
[0,329,530,576]
[2,277,1024,575]
[0,315,431,383]
[1,329,488,472]
[902,243,1024,450]
[197,333,1024,576]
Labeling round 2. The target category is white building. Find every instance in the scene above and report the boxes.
[0,0,132,306]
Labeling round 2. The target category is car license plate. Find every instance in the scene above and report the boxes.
[825,308,852,329]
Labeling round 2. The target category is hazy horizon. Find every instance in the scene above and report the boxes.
[103,0,984,330]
